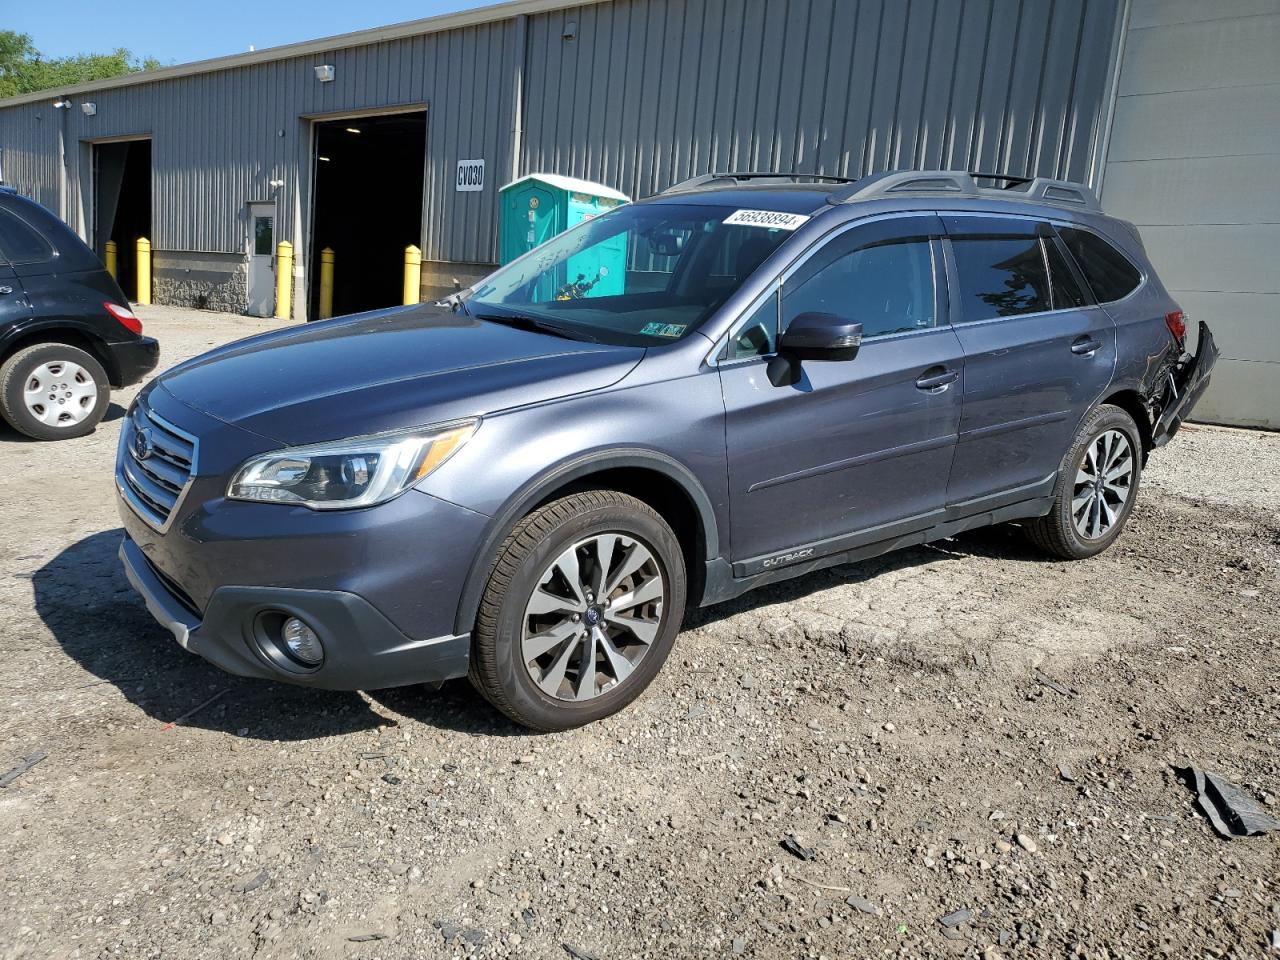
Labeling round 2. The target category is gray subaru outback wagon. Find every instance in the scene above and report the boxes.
[116,170,1217,730]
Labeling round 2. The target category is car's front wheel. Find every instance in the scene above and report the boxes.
[1026,403,1143,560]
[469,490,687,731]
[0,343,111,440]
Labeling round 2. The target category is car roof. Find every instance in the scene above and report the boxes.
[648,169,1103,219]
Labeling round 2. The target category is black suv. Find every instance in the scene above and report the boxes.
[0,188,158,440]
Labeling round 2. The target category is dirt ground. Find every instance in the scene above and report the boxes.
[1,305,1277,960]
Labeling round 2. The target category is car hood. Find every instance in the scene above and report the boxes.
[156,303,645,445]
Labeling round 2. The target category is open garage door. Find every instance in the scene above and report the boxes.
[308,111,426,319]
[93,139,151,302]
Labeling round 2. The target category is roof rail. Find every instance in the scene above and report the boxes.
[828,169,1100,211]
[660,171,857,195]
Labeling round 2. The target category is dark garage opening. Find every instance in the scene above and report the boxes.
[309,111,426,319]
[93,139,151,301]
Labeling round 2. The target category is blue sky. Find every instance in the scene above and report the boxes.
[8,1,484,65]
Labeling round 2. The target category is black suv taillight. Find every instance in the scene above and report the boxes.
[104,301,142,335]
[1165,310,1186,350]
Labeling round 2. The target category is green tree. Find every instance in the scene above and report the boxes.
[0,30,159,99]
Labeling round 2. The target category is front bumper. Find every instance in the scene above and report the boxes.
[110,336,160,387]
[119,535,471,690]
[1152,321,1219,448]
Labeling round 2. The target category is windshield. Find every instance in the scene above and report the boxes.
[467,203,798,346]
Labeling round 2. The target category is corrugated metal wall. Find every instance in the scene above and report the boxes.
[522,0,1122,200]
[0,0,1123,271]
[0,21,520,266]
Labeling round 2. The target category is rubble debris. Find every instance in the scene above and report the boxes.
[1178,766,1280,839]
[0,750,47,788]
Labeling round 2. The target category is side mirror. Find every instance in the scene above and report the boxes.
[779,312,862,361]
[767,313,862,387]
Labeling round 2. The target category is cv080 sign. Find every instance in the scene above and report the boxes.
[456,158,485,192]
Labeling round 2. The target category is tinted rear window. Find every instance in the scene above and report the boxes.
[949,236,1051,322]
[1057,227,1142,303]
[0,207,55,265]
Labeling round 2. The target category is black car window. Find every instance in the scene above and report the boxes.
[783,237,935,339]
[1057,227,1142,303]
[724,290,779,361]
[1043,236,1090,310]
[0,207,55,265]
[949,236,1051,322]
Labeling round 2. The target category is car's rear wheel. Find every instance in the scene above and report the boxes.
[469,490,687,731]
[1025,404,1143,560]
[0,343,111,441]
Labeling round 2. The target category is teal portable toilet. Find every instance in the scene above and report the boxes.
[499,174,630,298]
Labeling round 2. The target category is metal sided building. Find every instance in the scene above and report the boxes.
[0,0,1274,425]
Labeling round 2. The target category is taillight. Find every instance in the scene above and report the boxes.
[104,302,142,335]
[1165,310,1186,347]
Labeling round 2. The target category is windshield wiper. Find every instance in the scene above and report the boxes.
[473,312,599,343]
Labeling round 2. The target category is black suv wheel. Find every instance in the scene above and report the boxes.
[469,490,687,731]
[1026,404,1143,560]
[0,343,111,440]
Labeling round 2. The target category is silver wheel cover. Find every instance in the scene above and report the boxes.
[23,360,99,428]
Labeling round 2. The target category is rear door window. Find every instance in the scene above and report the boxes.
[1057,227,1142,303]
[0,207,55,265]
[948,235,1051,322]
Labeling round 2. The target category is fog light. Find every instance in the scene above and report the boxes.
[281,617,323,665]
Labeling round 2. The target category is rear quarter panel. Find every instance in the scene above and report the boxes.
[1076,214,1181,400]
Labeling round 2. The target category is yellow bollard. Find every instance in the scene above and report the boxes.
[274,241,293,320]
[319,247,335,320]
[104,240,117,279]
[402,244,422,305]
[135,237,151,305]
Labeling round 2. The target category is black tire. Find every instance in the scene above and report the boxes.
[1026,404,1143,560]
[469,490,687,732]
[0,343,111,441]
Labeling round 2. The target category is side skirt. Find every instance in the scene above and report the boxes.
[699,495,1055,607]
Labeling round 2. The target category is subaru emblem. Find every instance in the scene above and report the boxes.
[133,427,154,461]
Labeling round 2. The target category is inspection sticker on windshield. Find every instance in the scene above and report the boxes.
[723,209,810,230]
[641,322,686,338]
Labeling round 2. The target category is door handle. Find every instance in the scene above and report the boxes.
[915,367,959,391]
[0,285,12,295]
[1071,336,1102,356]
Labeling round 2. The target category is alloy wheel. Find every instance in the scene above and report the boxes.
[23,360,99,427]
[521,533,665,702]
[1072,428,1134,540]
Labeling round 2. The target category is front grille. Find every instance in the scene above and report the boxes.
[118,401,197,529]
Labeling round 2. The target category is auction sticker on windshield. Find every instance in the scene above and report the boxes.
[723,209,811,230]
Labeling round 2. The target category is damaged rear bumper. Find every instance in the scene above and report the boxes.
[1152,321,1219,448]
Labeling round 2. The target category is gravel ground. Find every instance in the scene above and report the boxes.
[1,305,1278,960]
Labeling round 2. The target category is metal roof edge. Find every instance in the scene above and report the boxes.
[0,0,608,110]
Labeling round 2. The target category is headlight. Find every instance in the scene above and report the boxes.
[227,420,477,509]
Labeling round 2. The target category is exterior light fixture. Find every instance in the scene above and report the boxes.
[52,99,71,109]
[345,127,361,134]
[314,64,335,82]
